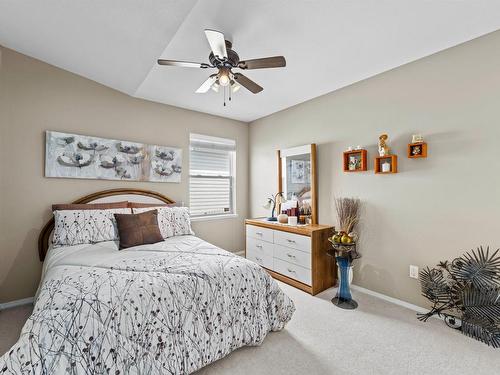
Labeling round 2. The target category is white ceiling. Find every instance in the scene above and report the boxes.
[1,1,500,122]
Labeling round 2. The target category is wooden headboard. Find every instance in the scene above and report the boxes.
[38,188,176,262]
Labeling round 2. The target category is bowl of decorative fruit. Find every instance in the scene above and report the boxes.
[329,231,356,246]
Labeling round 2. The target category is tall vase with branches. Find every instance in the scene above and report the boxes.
[335,197,361,241]
[329,197,362,309]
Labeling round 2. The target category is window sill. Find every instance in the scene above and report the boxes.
[190,213,238,222]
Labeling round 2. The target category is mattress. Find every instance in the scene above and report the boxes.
[0,235,295,374]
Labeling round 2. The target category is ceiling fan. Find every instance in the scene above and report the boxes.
[157,29,286,105]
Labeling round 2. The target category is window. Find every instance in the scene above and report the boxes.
[189,133,236,218]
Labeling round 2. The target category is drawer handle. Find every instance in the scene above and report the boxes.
[287,268,296,274]
[255,232,263,236]
[287,253,296,259]
[286,239,296,243]
[256,244,263,249]
[255,257,263,262]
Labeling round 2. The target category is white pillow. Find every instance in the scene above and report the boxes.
[52,208,131,247]
[132,206,194,238]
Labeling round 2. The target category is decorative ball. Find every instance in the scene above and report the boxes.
[278,214,289,224]
[341,234,351,244]
[333,234,342,243]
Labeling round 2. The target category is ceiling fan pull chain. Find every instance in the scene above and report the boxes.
[223,86,226,106]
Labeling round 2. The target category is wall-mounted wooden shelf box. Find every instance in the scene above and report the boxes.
[375,155,398,174]
[408,142,427,158]
[343,149,367,172]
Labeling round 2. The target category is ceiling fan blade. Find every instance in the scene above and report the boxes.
[195,75,218,94]
[157,59,210,68]
[204,29,228,59]
[233,73,263,94]
[238,56,286,70]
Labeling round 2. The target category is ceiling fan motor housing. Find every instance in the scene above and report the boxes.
[209,40,240,68]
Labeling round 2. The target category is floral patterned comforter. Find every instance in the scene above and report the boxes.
[0,236,295,374]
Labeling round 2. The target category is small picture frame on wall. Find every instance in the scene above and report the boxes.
[408,142,427,158]
[343,149,367,172]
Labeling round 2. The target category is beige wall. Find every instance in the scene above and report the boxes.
[249,31,500,307]
[3,30,500,307]
[0,47,249,303]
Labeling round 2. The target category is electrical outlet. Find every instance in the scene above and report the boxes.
[409,265,419,279]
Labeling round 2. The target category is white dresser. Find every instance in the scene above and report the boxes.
[245,219,335,295]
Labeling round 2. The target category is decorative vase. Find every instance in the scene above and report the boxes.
[337,265,353,284]
[331,256,358,309]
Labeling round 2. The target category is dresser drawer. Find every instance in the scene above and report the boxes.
[247,247,273,269]
[246,237,273,257]
[246,225,274,243]
[274,258,311,286]
[274,230,311,253]
[273,244,311,269]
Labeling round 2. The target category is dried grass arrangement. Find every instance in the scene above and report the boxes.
[335,197,361,235]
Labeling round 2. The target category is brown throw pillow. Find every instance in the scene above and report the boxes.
[114,210,163,249]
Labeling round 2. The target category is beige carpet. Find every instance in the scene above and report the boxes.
[0,304,33,356]
[1,283,498,374]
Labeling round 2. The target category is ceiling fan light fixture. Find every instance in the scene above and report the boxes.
[219,75,230,86]
[218,68,231,87]
[211,82,220,92]
[231,82,241,93]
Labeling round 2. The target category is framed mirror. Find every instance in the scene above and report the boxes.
[278,144,317,224]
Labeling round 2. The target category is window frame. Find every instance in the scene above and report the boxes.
[188,134,237,220]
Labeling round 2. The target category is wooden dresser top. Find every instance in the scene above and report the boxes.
[245,218,333,237]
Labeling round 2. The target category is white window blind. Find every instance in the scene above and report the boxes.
[189,134,236,218]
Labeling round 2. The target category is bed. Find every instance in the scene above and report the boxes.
[0,189,295,374]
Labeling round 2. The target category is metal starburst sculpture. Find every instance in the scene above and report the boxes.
[418,246,500,348]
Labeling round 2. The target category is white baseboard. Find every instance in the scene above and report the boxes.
[0,297,34,311]
[350,284,438,318]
